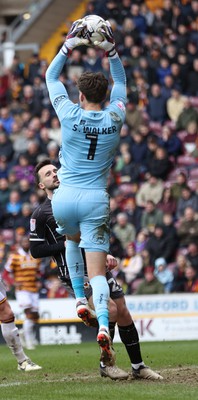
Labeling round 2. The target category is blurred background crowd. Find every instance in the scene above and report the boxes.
[0,0,198,298]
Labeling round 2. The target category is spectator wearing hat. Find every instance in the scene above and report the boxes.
[154,257,173,293]
[135,265,164,295]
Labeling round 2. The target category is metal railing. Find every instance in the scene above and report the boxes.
[9,0,53,42]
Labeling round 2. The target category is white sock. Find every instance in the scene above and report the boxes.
[132,362,145,370]
[23,318,35,347]
[1,322,27,363]
[76,297,88,304]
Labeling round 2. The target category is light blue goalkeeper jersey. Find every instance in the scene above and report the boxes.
[46,52,126,189]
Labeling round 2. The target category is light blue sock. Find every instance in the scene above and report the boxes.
[90,275,109,329]
[66,240,85,299]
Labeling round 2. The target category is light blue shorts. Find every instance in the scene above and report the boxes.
[52,185,110,252]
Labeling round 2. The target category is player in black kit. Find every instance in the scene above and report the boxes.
[30,159,163,381]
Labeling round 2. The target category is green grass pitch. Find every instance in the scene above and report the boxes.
[1,341,198,400]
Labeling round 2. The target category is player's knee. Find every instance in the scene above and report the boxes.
[31,311,39,322]
[0,301,15,323]
[25,309,39,322]
[116,298,132,325]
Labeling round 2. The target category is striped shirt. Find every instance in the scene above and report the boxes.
[5,247,41,293]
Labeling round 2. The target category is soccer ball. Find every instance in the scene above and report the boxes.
[80,15,106,45]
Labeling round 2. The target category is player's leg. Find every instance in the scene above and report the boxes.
[52,186,90,316]
[0,297,41,371]
[79,190,114,365]
[115,296,163,380]
[23,308,37,350]
[16,291,39,350]
[85,251,115,366]
[66,234,97,326]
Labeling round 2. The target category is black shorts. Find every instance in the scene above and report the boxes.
[61,270,124,300]
[84,270,124,300]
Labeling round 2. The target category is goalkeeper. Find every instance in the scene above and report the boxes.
[45,18,126,367]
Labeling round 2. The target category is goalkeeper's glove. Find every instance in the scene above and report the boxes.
[60,19,89,56]
[95,20,116,57]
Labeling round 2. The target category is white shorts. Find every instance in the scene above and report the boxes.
[0,280,6,303]
[15,291,39,312]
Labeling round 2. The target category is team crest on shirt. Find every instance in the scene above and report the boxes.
[116,101,126,112]
[109,111,121,122]
[30,218,36,232]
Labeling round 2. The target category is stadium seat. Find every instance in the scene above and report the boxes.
[188,180,198,191]
[177,155,196,167]
[189,168,198,180]
[164,120,176,130]
[177,130,187,141]
[189,96,198,109]
[166,167,188,182]
[149,121,162,135]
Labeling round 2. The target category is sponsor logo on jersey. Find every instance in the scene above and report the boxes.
[109,111,121,122]
[30,218,36,232]
[53,95,67,108]
[116,101,126,112]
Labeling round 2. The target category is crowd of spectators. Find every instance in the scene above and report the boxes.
[1,0,198,297]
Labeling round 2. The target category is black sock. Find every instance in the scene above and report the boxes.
[109,321,116,342]
[118,323,143,364]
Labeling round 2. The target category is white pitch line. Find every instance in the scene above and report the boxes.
[0,374,99,388]
[0,381,28,388]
